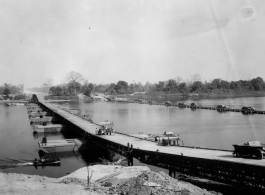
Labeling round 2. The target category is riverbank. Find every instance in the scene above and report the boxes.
[0,165,220,195]
[117,91,265,100]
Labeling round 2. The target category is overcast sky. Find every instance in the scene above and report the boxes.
[0,0,264,88]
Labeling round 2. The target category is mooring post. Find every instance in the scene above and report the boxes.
[127,142,130,151]
[130,144,133,151]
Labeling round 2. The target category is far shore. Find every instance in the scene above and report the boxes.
[116,91,265,100]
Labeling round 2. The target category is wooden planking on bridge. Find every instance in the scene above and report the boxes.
[37,95,265,168]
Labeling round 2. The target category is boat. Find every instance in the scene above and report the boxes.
[27,108,43,113]
[27,104,41,108]
[38,138,82,153]
[29,112,49,118]
[33,157,61,166]
[30,116,54,123]
[33,124,63,133]
[6,102,25,106]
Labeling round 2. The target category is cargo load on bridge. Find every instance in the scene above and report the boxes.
[156,131,181,146]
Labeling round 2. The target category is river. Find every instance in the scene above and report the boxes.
[0,96,265,178]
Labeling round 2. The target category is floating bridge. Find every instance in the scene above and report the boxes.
[30,94,265,192]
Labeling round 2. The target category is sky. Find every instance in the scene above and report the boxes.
[0,0,265,88]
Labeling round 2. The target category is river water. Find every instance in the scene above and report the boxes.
[0,96,265,178]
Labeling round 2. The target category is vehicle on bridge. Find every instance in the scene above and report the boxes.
[217,105,228,112]
[233,141,265,159]
[241,106,255,114]
[95,121,115,135]
[165,101,172,106]
[178,102,187,108]
[156,131,181,146]
[148,100,154,104]
[190,103,198,109]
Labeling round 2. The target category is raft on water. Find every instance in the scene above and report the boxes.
[30,116,55,123]
[6,102,25,106]
[33,124,63,133]
[27,108,43,113]
[29,112,49,118]
[38,138,82,153]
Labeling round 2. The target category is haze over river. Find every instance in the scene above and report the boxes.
[1,96,265,177]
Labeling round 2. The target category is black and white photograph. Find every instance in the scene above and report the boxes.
[0,0,265,194]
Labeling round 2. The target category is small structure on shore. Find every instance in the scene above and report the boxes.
[38,138,82,153]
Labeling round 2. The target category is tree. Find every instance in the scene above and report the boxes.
[211,79,222,89]
[82,86,92,97]
[251,77,264,91]
[175,76,183,84]
[68,81,82,94]
[49,86,63,96]
[190,74,202,82]
[179,82,188,93]
[115,81,128,94]
[65,71,84,94]
[191,81,203,92]
[3,87,10,96]
[166,79,178,93]
[41,79,53,94]
[155,81,165,92]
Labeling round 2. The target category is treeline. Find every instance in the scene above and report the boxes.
[153,77,265,94]
[47,72,265,96]
[49,77,265,96]
[49,82,94,97]
[0,83,24,95]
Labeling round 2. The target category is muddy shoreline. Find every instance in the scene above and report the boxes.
[0,165,225,195]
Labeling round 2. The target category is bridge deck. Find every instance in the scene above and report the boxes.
[37,96,265,167]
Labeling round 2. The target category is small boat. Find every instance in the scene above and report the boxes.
[33,124,63,133]
[38,138,82,153]
[29,112,49,118]
[6,102,25,106]
[27,104,40,108]
[28,108,43,113]
[30,116,54,123]
[33,157,61,166]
